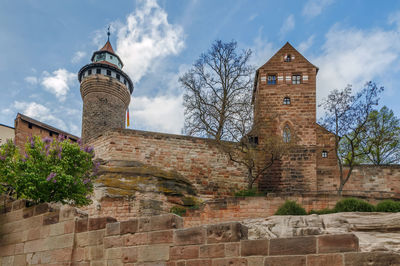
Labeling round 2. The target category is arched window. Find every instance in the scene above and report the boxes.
[283,125,291,143]
[283,97,291,105]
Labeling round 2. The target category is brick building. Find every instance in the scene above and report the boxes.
[14,113,79,151]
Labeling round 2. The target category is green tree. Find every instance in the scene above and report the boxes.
[0,136,98,206]
[358,106,400,165]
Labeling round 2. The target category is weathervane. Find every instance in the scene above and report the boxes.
[107,25,110,41]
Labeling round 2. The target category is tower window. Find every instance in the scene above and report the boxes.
[106,70,111,76]
[322,151,328,158]
[28,123,33,129]
[283,125,291,143]
[96,68,101,74]
[88,69,92,75]
[110,55,113,59]
[116,74,120,81]
[284,54,292,62]
[124,79,127,85]
[248,136,259,145]
[283,97,291,105]
[267,75,276,85]
[292,75,301,84]
[49,132,53,137]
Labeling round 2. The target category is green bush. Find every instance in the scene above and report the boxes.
[334,198,375,212]
[308,208,336,215]
[0,136,98,206]
[234,188,264,197]
[376,200,400,212]
[275,200,307,215]
[170,206,187,216]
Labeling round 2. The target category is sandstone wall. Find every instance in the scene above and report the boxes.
[2,199,398,265]
[89,129,249,196]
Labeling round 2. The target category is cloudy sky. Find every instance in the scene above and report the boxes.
[1,0,400,136]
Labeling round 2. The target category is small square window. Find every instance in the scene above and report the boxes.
[284,54,292,62]
[88,69,92,75]
[106,70,111,76]
[116,74,120,80]
[96,68,101,74]
[49,132,53,137]
[267,75,276,85]
[283,97,291,105]
[110,55,113,59]
[292,75,301,84]
[322,151,328,158]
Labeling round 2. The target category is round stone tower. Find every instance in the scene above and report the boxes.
[78,35,133,142]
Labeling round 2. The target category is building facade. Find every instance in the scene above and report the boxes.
[0,124,14,145]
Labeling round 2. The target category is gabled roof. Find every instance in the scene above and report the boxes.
[258,42,319,72]
[16,113,79,140]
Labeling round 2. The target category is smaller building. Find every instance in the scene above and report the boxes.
[14,113,79,151]
[0,124,14,145]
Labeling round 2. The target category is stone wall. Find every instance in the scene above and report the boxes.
[2,200,399,265]
[89,129,249,196]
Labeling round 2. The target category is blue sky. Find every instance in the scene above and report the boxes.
[1,0,400,136]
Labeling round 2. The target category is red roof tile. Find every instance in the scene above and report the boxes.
[100,40,115,54]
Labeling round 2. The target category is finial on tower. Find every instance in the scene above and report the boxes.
[107,25,110,41]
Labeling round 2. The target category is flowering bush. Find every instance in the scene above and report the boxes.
[0,136,98,206]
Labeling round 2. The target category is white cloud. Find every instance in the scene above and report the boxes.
[298,35,315,53]
[250,33,276,68]
[115,0,185,82]
[24,76,38,85]
[71,51,87,63]
[41,68,76,101]
[280,14,295,38]
[248,14,258,22]
[389,10,400,30]
[129,94,184,134]
[313,24,400,106]
[13,101,67,131]
[302,0,334,18]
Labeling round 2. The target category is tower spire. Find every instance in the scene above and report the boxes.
[107,25,110,42]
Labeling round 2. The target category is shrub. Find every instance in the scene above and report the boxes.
[275,200,307,215]
[234,188,264,197]
[376,200,400,212]
[0,136,98,206]
[170,206,187,216]
[334,198,375,212]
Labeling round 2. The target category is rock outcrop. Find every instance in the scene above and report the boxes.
[242,212,400,253]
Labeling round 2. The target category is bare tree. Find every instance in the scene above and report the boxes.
[179,40,254,141]
[319,82,384,195]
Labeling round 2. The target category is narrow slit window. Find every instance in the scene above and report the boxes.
[88,69,92,75]
[116,74,120,81]
[283,125,291,143]
[283,97,291,105]
[106,70,111,76]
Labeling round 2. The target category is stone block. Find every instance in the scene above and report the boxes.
[138,245,169,262]
[149,230,173,244]
[120,219,138,234]
[13,254,27,266]
[264,255,306,266]
[186,259,212,266]
[199,244,225,258]
[269,236,316,255]
[241,239,268,256]
[138,217,151,232]
[75,232,89,247]
[106,259,123,266]
[170,246,199,260]
[307,254,343,266]
[344,252,400,266]
[14,243,24,254]
[43,212,60,225]
[206,222,248,243]
[89,246,104,260]
[150,214,183,231]
[104,235,123,248]
[0,244,15,256]
[106,222,120,236]
[121,247,138,263]
[106,248,122,260]
[90,260,105,266]
[46,234,74,250]
[34,203,49,215]
[88,230,105,246]
[317,234,358,253]
[23,207,34,219]
[76,218,89,233]
[123,233,148,246]
[89,217,117,231]
[24,239,47,253]
[174,227,206,245]
[247,257,264,266]
[212,258,247,266]
[225,243,240,257]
